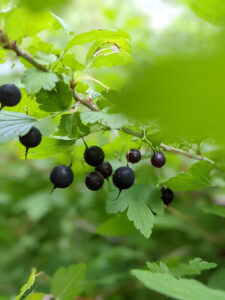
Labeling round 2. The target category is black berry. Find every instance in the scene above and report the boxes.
[95,162,112,179]
[19,126,42,159]
[50,165,74,193]
[126,149,141,164]
[112,166,135,200]
[85,171,104,191]
[84,146,104,167]
[0,84,21,109]
[161,187,174,205]
[151,152,166,168]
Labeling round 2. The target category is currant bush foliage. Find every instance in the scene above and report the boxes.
[1,0,225,299]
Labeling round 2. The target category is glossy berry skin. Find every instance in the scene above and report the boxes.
[84,146,105,167]
[126,149,141,164]
[0,84,21,108]
[85,171,104,191]
[50,165,74,188]
[112,166,135,190]
[19,127,42,148]
[95,162,112,179]
[161,187,174,205]
[151,152,166,168]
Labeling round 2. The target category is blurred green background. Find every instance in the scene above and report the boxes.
[0,0,225,299]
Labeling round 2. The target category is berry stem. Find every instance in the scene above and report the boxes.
[148,205,157,216]
[81,136,88,148]
[113,189,122,201]
[49,186,56,195]
[25,147,29,160]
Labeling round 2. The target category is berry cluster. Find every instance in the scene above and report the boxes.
[0,83,174,206]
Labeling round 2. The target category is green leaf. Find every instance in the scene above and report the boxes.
[16,268,37,300]
[65,29,130,52]
[4,9,61,44]
[146,261,170,274]
[50,12,71,34]
[36,81,72,112]
[106,185,162,238]
[164,161,213,191]
[26,137,75,159]
[55,112,89,139]
[171,258,217,277]
[204,204,225,218]
[51,263,86,300]
[80,112,130,129]
[62,53,85,71]
[22,69,58,94]
[0,111,36,143]
[131,269,225,300]
[34,51,57,66]
[25,293,46,300]
[183,0,225,27]
[86,39,132,68]
[96,214,136,237]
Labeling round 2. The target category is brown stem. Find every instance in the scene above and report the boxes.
[0,30,48,72]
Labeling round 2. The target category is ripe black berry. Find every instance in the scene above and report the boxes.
[0,84,21,109]
[95,162,112,179]
[161,186,174,205]
[50,164,74,193]
[85,171,104,191]
[126,149,141,164]
[112,166,135,199]
[84,146,104,167]
[19,126,42,159]
[151,152,166,168]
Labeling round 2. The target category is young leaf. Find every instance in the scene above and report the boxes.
[163,161,213,191]
[131,269,225,300]
[171,258,217,277]
[0,111,36,143]
[4,9,61,44]
[16,268,37,300]
[65,29,130,52]
[51,263,86,300]
[55,112,90,139]
[86,38,132,68]
[36,81,72,112]
[106,185,162,239]
[22,69,58,94]
[34,51,57,66]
